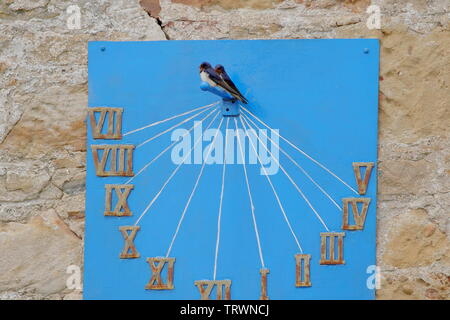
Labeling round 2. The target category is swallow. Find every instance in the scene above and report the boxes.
[199,62,248,104]
[215,64,248,104]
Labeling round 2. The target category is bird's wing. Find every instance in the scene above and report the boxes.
[223,76,247,101]
[207,68,243,98]
[222,75,240,93]
[220,73,248,103]
[205,68,223,84]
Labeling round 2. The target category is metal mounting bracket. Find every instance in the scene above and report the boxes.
[200,81,240,117]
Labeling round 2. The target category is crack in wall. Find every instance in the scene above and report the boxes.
[139,0,171,39]
[155,17,171,40]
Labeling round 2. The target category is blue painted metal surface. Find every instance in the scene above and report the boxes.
[85,39,379,300]
[220,99,240,117]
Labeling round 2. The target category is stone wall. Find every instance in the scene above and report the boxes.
[0,0,448,300]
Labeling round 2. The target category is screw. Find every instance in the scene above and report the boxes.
[363,48,370,54]
[100,47,106,52]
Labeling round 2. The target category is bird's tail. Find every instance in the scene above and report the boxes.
[230,92,248,104]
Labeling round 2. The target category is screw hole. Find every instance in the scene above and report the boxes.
[226,108,229,112]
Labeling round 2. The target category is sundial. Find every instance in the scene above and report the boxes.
[84,39,379,300]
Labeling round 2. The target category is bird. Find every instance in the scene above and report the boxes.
[199,62,248,104]
[215,64,248,104]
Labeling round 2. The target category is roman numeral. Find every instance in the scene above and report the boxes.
[88,107,123,139]
[342,197,371,230]
[104,184,134,216]
[119,226,140,259]
[194,280,231,300]
[145,257,176,290]
[295,254,311,287]
[320,232,345,265]
[260,268,270,300]
[91,144,134,177]
[352,162,374,195]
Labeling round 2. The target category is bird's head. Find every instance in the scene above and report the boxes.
[199,62,211,72]
[215,64,225,74]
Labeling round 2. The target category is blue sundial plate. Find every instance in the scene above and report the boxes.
[85,40,379,299]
